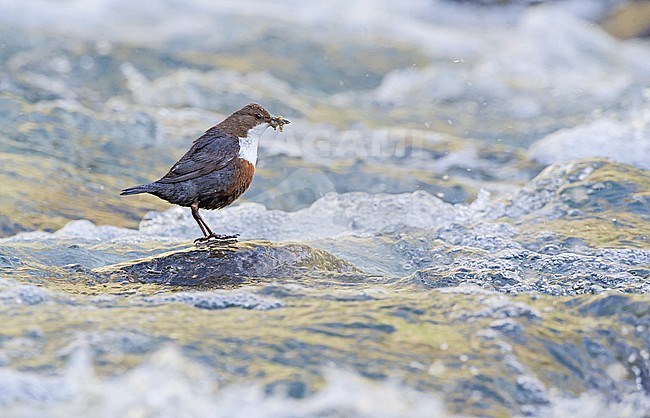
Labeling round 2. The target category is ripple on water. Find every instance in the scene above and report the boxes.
[141,290,284,311]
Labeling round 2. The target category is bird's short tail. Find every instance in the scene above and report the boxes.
[120,184,153,196]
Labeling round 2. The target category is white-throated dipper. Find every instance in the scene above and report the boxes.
[120,103,290,242]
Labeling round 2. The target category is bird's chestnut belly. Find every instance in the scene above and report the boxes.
[198,158,255,210]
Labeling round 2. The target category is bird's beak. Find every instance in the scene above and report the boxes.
[270,115,291,132]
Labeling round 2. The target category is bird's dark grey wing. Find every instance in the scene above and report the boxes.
[157,127,240,184]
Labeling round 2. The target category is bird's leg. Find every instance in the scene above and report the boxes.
[190,202,209,237]
[191,202,238,243]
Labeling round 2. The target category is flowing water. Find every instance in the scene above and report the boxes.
[0,1,649,416]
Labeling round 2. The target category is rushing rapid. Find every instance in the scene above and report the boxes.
[0,1,649,416]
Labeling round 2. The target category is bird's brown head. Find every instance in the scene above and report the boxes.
[218,103,291,138]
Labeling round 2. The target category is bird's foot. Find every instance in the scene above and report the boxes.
[194,233,239,245]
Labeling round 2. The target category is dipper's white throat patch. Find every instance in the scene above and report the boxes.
[238,122,269,167]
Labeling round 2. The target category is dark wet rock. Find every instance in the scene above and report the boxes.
[99,240,361,286]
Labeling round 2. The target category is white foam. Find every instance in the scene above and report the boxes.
[140,190,486,241]
[0,347,449,418]
[528,117,650,170]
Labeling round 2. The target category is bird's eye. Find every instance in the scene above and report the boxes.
[255,113,263,119]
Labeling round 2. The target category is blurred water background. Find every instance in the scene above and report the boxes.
[0,0,649,416]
